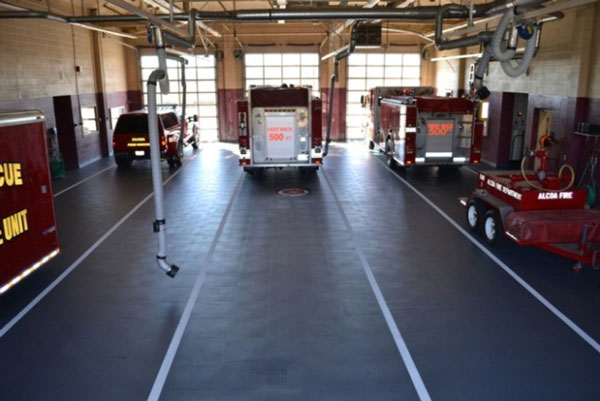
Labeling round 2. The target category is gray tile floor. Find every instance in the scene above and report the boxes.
[1,143,599,400]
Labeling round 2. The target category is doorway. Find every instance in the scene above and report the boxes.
[508,93,528,167]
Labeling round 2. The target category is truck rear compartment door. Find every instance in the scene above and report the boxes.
[265,112,296,160]
[424,119,455,158]
[251,108,310,164]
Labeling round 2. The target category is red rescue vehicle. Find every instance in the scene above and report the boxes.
[363,86,483,167]
[461,136,600,271]
[237,86,322,171]
[0,110,59,294]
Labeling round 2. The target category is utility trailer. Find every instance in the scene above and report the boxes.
[364,87,483,167]
[0,110,60,294]
[461,142,600,271]
[237,86,322,171]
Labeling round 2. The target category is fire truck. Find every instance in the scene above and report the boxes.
[363,86,434,150]
[0,110,60,294]
[363,86,483,167]
[237,86,322,171]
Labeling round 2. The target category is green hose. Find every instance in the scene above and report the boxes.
[585,184,596,207]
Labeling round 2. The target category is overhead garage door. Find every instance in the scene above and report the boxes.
[346,53,421,139]
[244,53,319,96]
[141,55,219,142]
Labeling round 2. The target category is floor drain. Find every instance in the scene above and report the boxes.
[278,188,309,197]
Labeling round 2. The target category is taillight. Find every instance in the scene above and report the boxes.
[404,132,416,165]
[311,99,322,147]
[112,141,116,147]
[470,122,484,164]
[238,102,249,149]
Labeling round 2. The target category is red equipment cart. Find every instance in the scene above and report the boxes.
[460,138,600,271]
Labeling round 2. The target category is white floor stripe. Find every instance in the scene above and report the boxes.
[0,160,193,339]
[462,166,478,176]
[53,165,115,198]
[322,169,432,401]
[147,172,244,401]
[376,157,600,354]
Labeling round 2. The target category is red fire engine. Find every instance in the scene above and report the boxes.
[363,86,483,167]
[237,86,322,171]
[0,110,60,294]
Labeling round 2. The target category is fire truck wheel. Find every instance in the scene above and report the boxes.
[483,209,502,245]
[115,154,131,168]
[466,199,484,232]
[385,138,395,167]
[301,166,319,175]
[244,167,264,177]
[192,126,200,150]
[168,154,181,169]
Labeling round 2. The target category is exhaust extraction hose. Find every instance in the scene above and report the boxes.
[147,69,180,278]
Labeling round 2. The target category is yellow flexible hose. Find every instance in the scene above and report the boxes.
[520,155,575,192]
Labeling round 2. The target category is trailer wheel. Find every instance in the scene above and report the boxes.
[483,209,502,245]
[385,138,395,167]
[466,199,484,232]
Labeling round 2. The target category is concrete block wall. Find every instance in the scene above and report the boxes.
[589,4,600,99]
[0,9,140,168]
[435,5,600,176]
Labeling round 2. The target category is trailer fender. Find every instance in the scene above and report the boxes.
[471,189,514,225]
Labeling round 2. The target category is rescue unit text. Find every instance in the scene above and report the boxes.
[0,162,23,187]
[0,209,29,246]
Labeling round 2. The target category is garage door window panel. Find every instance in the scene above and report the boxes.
[346,52,421,140]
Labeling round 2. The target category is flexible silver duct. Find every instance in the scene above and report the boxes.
[167,54,188,149]
[324,21,360,157]
[153,27,170,95]
[500,25,539,77]
[491,8,517,62]
[473,45,493,91]
[147,69,179,278]
[145,23,195,278]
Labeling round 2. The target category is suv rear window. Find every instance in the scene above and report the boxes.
[160,113,179,129]
[114,115,148,135]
